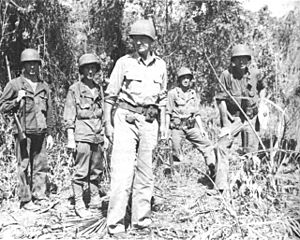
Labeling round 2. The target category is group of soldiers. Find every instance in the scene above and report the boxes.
[0,19,265,238]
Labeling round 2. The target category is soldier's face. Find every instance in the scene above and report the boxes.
[231,56,250,70]
[82,64,98,80]
[132,35,153,55]
[23,61,39,77]
[179,75,192,88]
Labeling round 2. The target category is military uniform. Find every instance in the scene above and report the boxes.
[215,44,266,192]
[0,75,54,203]
[217,66,265,153]
[166,86,214,165]
[63,79,103,210]
[105,52,167,234]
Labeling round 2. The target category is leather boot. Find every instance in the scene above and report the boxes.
[20,200,40,211]
[89,183,102,209]
[73,183,92,218]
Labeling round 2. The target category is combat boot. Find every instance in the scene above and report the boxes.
[73,183,93,218]
[20,200,40,211]
[89,184,102,210]
[74,198,93,218]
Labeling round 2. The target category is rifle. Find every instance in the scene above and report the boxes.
[5,55,26,141]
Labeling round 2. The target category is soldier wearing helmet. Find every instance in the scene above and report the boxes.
[104,19,167,237]
[63,53,104,218]
[215,44,266,190]
[166,67,215,178]
[0,48,54,210]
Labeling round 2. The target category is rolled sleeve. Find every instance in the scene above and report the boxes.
[215,71,230,101]
[158,62,168,107]
[166,90,175,116]
[104,59,124,105]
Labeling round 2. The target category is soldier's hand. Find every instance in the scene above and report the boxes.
[17,90,26,102]
[105,122,114,144]
[46,135,54,150]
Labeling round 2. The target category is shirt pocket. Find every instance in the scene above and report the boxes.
[175,98,186,106]
[186,98,198,113]
[77,96,93,119]
[38,94,48,114]
[150,74,163,96]
[123,76,142,95]
[24,95,34,113]
[90,97,102,118]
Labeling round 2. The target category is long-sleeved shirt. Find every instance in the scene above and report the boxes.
[104,52,167,107]
[166,87,201,118]
[215,67,265,116]
[0,75,54,136]
[63,80,103,143]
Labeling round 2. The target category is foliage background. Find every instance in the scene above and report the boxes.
[1,0,299,115]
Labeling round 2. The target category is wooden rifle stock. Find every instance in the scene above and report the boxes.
[5,56,26,141]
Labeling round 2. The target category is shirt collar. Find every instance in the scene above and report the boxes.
[20,75,45,94]
[79,79,100,98]
[21,74,42,83]
[132,52,157,66]
[176,86,193,94]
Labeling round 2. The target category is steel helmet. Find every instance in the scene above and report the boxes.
[177,67,193,80]
[20,48,41,64]
[129,19,156,41]
[231,44,252,60]
[78,53,100,73]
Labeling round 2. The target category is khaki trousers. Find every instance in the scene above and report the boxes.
[107,108,158,234]
[171,127,215,165]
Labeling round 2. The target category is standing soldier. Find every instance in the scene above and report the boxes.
[216,44,266,154]
[63,53,104,218]
[166,67,215,177]
[0,48,54,210]
[104,19,167,237]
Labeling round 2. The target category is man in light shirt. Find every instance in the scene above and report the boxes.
[104,19,168,237]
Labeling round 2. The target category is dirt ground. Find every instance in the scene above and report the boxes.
[0,142,299,239]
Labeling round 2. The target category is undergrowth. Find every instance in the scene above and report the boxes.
[0,106,299,239]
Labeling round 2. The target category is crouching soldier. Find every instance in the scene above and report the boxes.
[215,44,266,191]
[0,48,54,210]
[216,44,266,154]
[63,53,104,218]
[166,67,215,178]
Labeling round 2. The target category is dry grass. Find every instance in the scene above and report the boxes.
[152,139,300,240]
[0,108,299,239]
